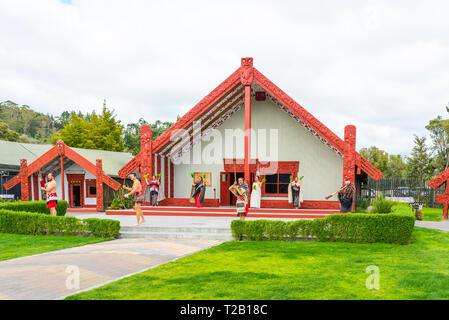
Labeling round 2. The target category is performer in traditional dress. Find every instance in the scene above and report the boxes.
[250,176,264,208]
[288,177,303,208]
[325,177,356,213]
[190,175,206,208]
[144,175,160,207]
[41,173,57,216]
[229,177,249,220]
[123,173,146,226]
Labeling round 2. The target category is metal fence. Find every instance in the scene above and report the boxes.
[359,177,444,208]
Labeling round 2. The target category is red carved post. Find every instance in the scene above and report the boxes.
[343,125,356,184]
[33,173,39,200]
[140,125,153,192]
[56,139,65,200]
[170,159,174,198]
[164,156,169,199]
[343,125,357,211]
[241,57,254,203]
[444,181,449,219]
[20,159,29,201]
[96,159,104,212]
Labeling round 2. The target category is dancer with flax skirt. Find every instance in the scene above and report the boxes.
[41,173,58,216]
[325,177,356,213]
[250,176,265,208]
[123,173,146,226]
[144,174,161,207]
[229,177,249,220]
[288,176,304,208]
[190,174,206,208]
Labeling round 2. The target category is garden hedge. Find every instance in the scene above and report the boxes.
[0,209,120,238]
[0,200,68,216]
[231,203,415,244]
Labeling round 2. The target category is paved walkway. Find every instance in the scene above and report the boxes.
[415,220,449,232]
[0,238,221,300]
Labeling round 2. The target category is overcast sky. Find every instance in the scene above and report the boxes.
[1,0,448,157]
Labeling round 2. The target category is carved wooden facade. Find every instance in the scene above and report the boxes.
[427,168,449,219]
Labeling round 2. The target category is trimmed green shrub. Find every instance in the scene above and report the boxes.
[231,204,415,245]
[0,200,68,216]
[0,209,120,238]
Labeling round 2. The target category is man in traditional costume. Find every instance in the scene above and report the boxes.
[288,177,303,208]
[250,176,264,208]
[41,173,57,216]
[144,175,160,207]
[190,175,206,208]
[229,177,249,220]
[325,177,356,213]
[123,173,145,226]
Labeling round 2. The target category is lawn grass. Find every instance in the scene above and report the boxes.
[422,207,444,221]
[67,227,449,300]
[0,233,112,261]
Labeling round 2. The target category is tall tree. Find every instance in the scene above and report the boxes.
[359,146,406,177]
[406,135,433,180]
[123,118,175,155]
[425,104,449,173]
[51,101,125,152]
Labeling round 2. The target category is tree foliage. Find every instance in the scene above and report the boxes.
[51,101,125,152]
[425,106,449,173]
[123,118,175,155]
[406,135,433,180]
[359,146,407,177]
[0,122,20,142]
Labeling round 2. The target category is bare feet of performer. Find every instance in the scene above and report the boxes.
[41,173,58,216]
[123,173,146,226]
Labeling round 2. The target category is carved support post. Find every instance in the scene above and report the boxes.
[241,57,254,204]
[56,139,65,201]
[33,173,39,200]
[343,125,357,210]
[444,181,449,219]
[20,159,29,201]
[140,125,153,192]
[164,156,169,199]
[96,159,104,212]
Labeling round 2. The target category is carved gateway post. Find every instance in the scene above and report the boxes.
[343,125,357,185]
[140,125,153,191]
[20,159,29,201]
[96,159,104,212]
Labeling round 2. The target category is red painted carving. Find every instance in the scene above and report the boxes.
[56,139,65,156]
[343,125,356,185]
[118,153,141,179]
[96,159,104,212]
[33,174,39,200]
[428,167,449,219]
[20,159,29,201]
[355,154,382,181]
[240,57,254,86]
[140,125,153,191]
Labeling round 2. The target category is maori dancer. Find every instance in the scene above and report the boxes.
[250,176,264,209]
[190,174,206,208]
[123,173,146,226]
[229,177,249,220]
[41,173,57,216]
[325,177,356,213]
[144,174,161,207]
[288,176,303,208]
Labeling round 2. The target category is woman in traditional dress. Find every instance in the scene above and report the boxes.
[191,176,206,208]
[229,177,249,220]
[250,176,263,208]
[325,177,356,213]
[144,175,160,207]
[288,177,303,208]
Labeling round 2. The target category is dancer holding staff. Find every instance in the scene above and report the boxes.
[325,177,356,213]
[230,177,249,220]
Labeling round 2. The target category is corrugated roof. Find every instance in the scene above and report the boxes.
[0,140,133,177]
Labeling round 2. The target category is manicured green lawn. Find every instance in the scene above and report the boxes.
[0,233,112,261]
[67,227,449,300]
[422,207,444,221]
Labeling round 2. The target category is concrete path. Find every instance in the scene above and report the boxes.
[415,220,449,232]
[0,238,221,300]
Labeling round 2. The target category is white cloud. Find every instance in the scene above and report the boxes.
[0,0,448,156]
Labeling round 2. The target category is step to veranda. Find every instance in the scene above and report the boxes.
[119,226,233,241]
